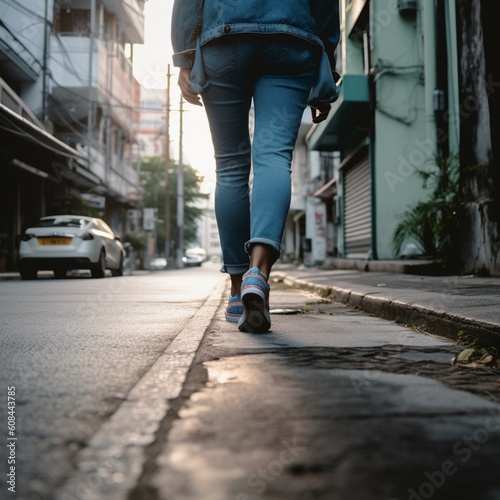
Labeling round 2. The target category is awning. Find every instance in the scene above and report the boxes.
[312,177,337,200]
[0,103,87,162]
[0,21,41,82]
[306,74,370,151]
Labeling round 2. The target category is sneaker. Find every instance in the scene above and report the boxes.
[225,294,243,323]
[238,267,271,333]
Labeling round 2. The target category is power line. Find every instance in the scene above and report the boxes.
[7,0,45,21]
[0,114,85,160]
[0,19,43,69]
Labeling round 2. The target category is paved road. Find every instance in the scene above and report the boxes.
[0,264,226,500]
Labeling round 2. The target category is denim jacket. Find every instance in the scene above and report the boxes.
[172,0,339,66]
[171,0,340,101]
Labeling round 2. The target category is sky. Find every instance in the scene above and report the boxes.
[133,0,216,189]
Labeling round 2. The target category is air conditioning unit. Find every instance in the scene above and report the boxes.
[398,0,417,16]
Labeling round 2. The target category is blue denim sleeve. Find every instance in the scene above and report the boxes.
[171,0,204,68]
[315,0,340,69]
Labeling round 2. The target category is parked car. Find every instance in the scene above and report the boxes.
[18,215,126,280]
[182,247,206,267]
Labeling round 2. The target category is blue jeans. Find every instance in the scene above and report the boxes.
[201,35,317,275]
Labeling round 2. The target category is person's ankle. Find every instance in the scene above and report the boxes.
[248,244,277,279]
[230,274,243,296]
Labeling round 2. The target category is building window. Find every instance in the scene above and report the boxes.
[55,8,90,35]
[319,151,336,182]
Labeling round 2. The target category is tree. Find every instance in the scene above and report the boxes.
[456,0,500,276]
[140,156,209,255]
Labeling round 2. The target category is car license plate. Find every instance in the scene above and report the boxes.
[37,237,72,245]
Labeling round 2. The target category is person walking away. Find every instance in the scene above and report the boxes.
[171,0,340,333]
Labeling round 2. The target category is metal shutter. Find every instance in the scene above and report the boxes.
[344,157,371,256]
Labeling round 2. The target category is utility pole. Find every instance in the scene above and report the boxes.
[176,94,184,268]
[87,0,96,166]
[164,65,172,264]
[41,0,49,124]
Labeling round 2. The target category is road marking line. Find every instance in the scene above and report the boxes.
[54,277,228,500]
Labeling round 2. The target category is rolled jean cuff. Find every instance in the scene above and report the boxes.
[220,263,250,275]
[245,238,281,258]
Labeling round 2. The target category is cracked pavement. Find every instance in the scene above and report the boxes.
[136,283,500,500]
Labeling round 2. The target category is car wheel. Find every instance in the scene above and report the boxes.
[19,264,37,280]
[111,254,124,277]
[91,250,106,279]
[53,269,67,279]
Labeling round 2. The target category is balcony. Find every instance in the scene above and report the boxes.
[101,0,145,43]
[0,18,42,83]
[306,74,370,151]
[0,77,43,127]
[109,152,140,201]
[49,35,135,134]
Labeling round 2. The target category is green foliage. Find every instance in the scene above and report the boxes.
[140,156,209,250]
[457,330,497,360]
[392,154,461,267]
[64,195,102,218]
[123,233,146,251]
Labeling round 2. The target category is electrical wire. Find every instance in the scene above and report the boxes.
[0,19,44,69]
[0,118,85,160]
[51,32,93,87]
[47,98,90,141]
[3,3,152,114]
[5,0,45,21]
[1,0,153,169]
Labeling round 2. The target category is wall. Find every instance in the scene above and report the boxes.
[372,0,432,259]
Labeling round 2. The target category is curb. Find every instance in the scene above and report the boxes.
[277,273,500,349]
[319,257,447,275]
[0,273,22,280]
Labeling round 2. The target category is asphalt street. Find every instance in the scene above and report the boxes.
[0,266,226,500]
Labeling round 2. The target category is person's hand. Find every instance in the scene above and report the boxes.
[178,68,203,106]
[310,103,331,123]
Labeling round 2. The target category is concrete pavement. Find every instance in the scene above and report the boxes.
[140,272,500,500]
[272,263,500,349]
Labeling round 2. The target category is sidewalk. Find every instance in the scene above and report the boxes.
[136,269,500,500]
[272,263,500,349]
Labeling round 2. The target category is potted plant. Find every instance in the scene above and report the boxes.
[392,154,461,273]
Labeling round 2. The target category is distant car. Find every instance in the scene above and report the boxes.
[182,247,206,267]
[18,215,126,279]
[149,257,168,270]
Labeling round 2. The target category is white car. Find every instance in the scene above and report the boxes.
[18,215,125,280]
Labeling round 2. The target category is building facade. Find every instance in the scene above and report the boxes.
[135,86,166,160]
[304,0,499,275]
[0,0,145,270]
